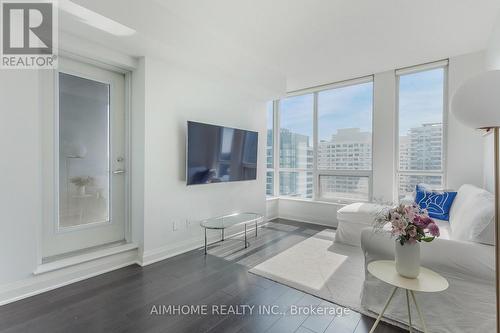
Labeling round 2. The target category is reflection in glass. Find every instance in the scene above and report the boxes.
[279,171,313,199]
[266,102,274,169]
[266,171,274,196]
[319,175,369,201]
[280,94,314,169]
[187,122,258,185]
[59,73,110,228]
[399,174,443,199]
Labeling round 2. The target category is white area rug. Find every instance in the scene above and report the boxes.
[249,229,410,331]
[249,229,366,312]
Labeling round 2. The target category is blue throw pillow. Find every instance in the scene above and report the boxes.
[415,184,457,221]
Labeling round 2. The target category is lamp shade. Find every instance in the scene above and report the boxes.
[451,70,500,129]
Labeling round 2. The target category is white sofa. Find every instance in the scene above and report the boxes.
[335,202,386,246]
[359,184,495,332]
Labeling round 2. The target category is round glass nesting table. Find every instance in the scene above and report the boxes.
[200,212,264,255]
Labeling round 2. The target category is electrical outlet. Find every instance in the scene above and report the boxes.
[172,221,178,232]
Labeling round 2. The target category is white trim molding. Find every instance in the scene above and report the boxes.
[287,75,373,96]
[34,243,139,275]
[0,248,139,306]
[395,59,449,76]
[141,221,267,266]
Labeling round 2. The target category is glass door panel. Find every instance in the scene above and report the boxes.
[59,73,110,228]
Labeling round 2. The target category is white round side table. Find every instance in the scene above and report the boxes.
[367,260,449,333]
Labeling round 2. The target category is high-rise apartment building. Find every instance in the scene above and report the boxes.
[278,129,313,198]
[399,123,443,195]
[317,128,372,200]
[318,128,372,170]
[272,123,441,200]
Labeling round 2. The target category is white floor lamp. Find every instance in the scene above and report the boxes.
[452,70,500,332]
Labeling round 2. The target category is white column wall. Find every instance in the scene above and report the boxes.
[447,52,486,190]
[484,15,500,193]
[372,70,397,203]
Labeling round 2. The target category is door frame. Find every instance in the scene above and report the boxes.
[37,52,132,265]
[55,65,114,234]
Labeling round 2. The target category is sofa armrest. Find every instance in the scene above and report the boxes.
[360,228,494,282]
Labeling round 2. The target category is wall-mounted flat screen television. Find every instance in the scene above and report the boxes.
[186,121,258,185]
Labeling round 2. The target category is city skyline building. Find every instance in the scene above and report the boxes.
[268,122,442,200]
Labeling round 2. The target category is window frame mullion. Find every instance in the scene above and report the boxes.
[312,92,319,201]
[273,99,280,197]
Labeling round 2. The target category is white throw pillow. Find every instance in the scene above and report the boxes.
[449,184,495,245]
[476,215,495,245]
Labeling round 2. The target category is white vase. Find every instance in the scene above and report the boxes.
[395,241,420,278]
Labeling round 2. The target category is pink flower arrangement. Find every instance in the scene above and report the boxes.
[375,203,440,245]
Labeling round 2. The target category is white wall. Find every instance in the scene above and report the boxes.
[485,14,500,71]
[484,136,495,194]
[140,56,269,264]
[0,50,275,302]
[266,198,279,221]
[130,57,146,251]
[273,51,488,224]
[483,14,500,193]
[372,70,397,203]
[0,49,275,303]
[447,52,486,190]
[0,44,145,304]
[0,71,41,285]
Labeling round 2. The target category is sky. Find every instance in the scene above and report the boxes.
[318,82,373,140]
[398,68,444,135]
[269,67,444,141]
[277,82,373,142]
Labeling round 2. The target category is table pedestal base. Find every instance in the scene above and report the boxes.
[369,287,428,333]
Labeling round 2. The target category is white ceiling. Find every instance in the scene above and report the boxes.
[65,0,500,92]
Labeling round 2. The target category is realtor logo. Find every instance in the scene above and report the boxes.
[1,0,57,69]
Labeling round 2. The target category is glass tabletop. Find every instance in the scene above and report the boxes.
[200,212,263,229]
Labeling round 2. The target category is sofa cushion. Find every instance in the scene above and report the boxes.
[337,202,386,225]
[335,203,386,246]
[415,184,457,221]
[449,184,495,245]
[435,219,451,240]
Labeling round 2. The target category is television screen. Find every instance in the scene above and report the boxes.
[187,121,258,185]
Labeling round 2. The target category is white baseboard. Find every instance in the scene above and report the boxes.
[267,214,279,221]
[0,248,139,306]
[141,222,267,266]
[34,243,139,275]
[0,220,280,306]
[140,237,204,266]
[278,214,337,228]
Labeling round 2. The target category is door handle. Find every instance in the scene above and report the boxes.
[113,169,126,174]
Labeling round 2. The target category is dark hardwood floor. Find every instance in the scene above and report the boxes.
[0,219,406,333]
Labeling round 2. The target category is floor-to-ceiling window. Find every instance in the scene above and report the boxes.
[268,78,373,202]
[397,63,447,198]
[317,80,373,201]
[267,61,447,203]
